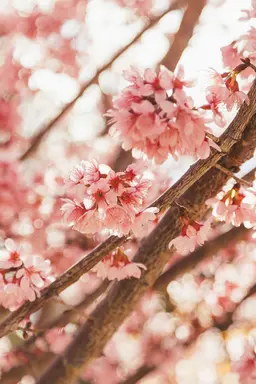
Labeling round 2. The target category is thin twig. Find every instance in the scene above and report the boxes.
[215,163,253,187]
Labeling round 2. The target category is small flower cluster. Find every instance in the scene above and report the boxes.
[202,67,250,128]
[108,66,219,164]
[0,241,53,311]
[206,181,256,228]
[93,247,146,281]
[169,217,213,255]
[61,160,159,237]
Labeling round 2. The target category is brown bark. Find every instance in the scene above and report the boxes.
[161,0,206,70]
[1,81,255,341]
[35,82,256,383]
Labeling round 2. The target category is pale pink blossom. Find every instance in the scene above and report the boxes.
[64,159,110,189]
[105,206,132,236]
[0,282,25,311]
[93,248,146,281]
[84,179,117,214]
[0,240,23,269]
[62,161,154,237]
[169,217,212,255]
[60,198,86,226]
[172,65,195,90]
[206,183,256,227]
[131,207,159,237]
[226,90,250,111]
[16,254,52,302]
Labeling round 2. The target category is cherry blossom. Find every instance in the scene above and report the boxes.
[206,182,256,228]
[108,66,218,164]
[62,160,158,237]
[169,217,213,255]
[0,242,53,310]
[92,248,146,281]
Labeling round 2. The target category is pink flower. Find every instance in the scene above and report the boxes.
[142,67,173,103]
[64,160,110,188]
[62,160,157,236]
[225,90,250,111]
[45,328,73,354]
[221,43,241,69]
[16,255,52,302]
[169,217,212,255]
[204,85,230,127]
[61,198,86,226]
[93,248,146,281]
[172,65,195,90]
[206,183,256,227]
[84,179,117,214]
[131,207,159,237]
[0,283,25,311]
[105,206,132,236]
[0,241,23,269]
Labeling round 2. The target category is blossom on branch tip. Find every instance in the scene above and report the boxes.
[169,217,213,256]
[92,248,146,281]
[207,182,256,228]
[108,66,217,164]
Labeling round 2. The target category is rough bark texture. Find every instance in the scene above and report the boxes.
[35,82,256,383]
[1,81,256,342]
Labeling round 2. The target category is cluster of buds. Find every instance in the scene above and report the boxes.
[207,181,256,228]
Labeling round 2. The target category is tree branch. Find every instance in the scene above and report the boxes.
[34,82,256,383]
[161,0,206,70]
[1,81,255,341]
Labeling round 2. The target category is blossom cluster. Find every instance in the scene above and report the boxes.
[108,66,221,164]
[93,247,146,281]
[206,181,256,228]
[0,241,53,311]
[221,0,256,71]
[169,217,213,256]
[61,159,159,237]
[202,68,250,127]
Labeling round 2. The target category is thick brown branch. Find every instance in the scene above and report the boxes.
[19,0,183,161]
[35,83,256,383]
[161,0,206,70]
[1,81,256,341]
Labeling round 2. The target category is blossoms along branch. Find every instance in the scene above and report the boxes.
[1,1,256,384]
